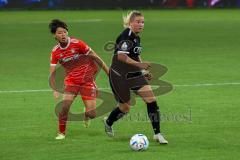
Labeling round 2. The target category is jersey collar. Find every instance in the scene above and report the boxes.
[59,37,71,50]
[128,27,139,38]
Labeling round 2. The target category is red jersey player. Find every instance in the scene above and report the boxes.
[49,19,109,140]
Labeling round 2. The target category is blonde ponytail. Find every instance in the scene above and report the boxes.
[122,10,143,28]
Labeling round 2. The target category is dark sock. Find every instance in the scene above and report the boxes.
[147,101,160,134]
[106,107,126,126]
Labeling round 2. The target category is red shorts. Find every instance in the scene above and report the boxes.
[64,82,97,100]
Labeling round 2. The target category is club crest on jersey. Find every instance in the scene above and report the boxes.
[119,40,133,51]
[121,42,128,51]
[73,54,80,60]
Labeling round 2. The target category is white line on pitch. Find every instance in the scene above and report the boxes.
[174,82,240,87]
[0,82,240,94]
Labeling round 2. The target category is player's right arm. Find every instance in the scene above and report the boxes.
[49,48,60,100]
[49,65,60,100]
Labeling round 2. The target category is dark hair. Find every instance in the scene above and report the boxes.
[49,19,68,34]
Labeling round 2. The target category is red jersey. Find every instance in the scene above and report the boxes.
[50,37,98,85]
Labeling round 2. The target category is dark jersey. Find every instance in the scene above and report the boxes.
[109,28,148,103]
[114,28,142,60]
[111,28,142,76]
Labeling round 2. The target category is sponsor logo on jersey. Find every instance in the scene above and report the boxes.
[133,46,142,54]
[59,54,81,63]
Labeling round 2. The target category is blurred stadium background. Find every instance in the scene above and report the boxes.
[1,0,240,9]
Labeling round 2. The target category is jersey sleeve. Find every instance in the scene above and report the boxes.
[115,34,131,55]
[78,40,91,55]
[50,51,58,66]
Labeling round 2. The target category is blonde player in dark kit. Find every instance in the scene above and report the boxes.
[103,11,168,144]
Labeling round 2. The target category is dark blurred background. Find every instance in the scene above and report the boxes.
[1,0,240,9]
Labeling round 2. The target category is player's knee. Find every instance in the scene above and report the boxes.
[123,108,130,113]
[144,97,156,104]
[61,100,73,111]
[119,104,130,113]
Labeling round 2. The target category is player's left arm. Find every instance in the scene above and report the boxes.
[88,50,109,75]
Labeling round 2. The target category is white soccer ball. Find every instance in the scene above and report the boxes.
[129,134,149,151]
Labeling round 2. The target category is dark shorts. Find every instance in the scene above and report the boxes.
[109,68,148,103]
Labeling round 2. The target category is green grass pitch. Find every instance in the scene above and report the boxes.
[0,9,240,160]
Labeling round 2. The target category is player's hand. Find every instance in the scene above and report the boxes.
[136,62,151,70]
[53,91,60,100]
[143,70,153,81]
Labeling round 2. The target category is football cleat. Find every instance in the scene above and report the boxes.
[55,133,65,140]
[103,117,114,137]
[153,133,168,144]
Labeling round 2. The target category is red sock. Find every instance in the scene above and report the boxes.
[58,113,67,134]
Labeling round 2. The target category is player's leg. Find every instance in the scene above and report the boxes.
[106,102,130,126]
[136,85,168,144]
[104,102,130,137]
[56,92,76,139]
[79,82,98,127]
[83,100,96,118]
[104,73,130,137]
[82,99,96,128]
